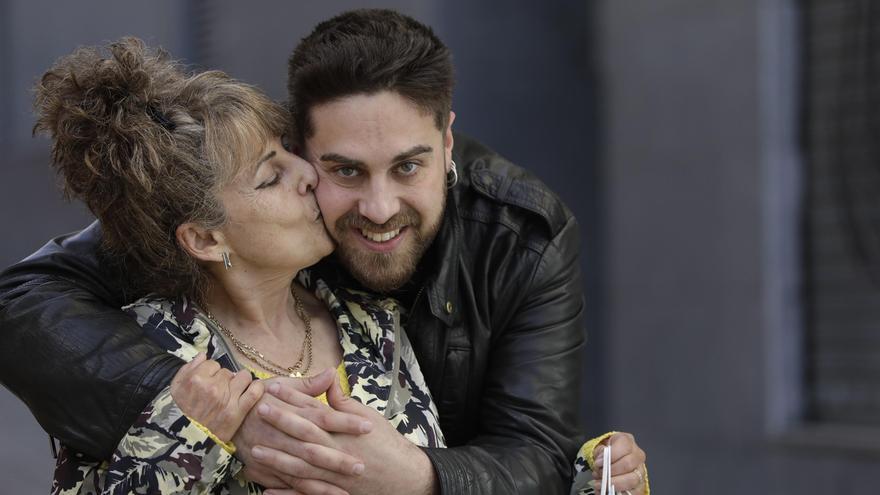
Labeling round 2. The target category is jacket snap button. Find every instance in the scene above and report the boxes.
[445,301,453,314]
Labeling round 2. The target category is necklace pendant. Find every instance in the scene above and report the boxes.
[289,371,302,378]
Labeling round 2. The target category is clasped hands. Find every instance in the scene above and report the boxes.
[172,355,647,495]
[171,355,436,495]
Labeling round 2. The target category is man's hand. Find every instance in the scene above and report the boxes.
[233,368,374,493]
[251,374,438,495]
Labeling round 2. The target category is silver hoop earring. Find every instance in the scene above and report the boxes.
[222,252,232,270]
[446,160,459,188]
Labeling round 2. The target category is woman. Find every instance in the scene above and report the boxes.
[34,38,646,494]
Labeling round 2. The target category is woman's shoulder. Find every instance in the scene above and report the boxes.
[123,295,199,332]
[122,295,215,361]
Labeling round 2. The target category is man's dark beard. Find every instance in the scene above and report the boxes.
[333,200,443,293]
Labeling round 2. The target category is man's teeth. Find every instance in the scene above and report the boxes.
[361,228,401,242]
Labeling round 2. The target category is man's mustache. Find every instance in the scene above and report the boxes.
[336,206,422,232]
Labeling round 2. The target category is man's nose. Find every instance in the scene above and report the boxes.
[358,179,400,225]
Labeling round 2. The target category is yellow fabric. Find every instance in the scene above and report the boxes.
[248,362,350,405]
[579,431,651,495]
[580,431,615,471]
[188,417,237,455]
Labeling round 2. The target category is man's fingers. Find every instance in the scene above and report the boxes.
[288,440,365,477]
[250,445,336,484]
[326,373,345,407]
[265,477,350,495]
[267,368,337,405]
[263,379,372,435]
[257,401,333,446]
[297,368,337,396]
[267,379,326,408]
[298,406,372,435]
[240,464,289,489]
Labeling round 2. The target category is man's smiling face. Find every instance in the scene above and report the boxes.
[306,90,454,292]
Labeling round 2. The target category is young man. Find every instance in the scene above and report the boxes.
[0,9,647,495]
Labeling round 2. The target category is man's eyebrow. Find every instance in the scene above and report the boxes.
[318,153,364,167]
[392,145,433,163]
[318,145,434,167]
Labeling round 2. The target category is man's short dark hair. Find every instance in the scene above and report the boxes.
[287,9,454,144]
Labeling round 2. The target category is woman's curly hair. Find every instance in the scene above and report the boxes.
[33,37,289,301]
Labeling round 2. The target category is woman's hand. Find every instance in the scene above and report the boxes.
[254,374,437,495]
[591,432,648,494]
[170,352,265,443]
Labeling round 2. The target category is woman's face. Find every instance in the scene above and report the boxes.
[217,136,334,274]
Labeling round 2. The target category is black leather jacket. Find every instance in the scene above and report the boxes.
[0,134,586,494]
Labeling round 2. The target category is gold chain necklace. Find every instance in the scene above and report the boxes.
[204,286,313,378]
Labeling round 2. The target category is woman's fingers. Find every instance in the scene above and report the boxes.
[591,432,647,491]
[238,378,265,411]
[228,369,254,398]
[171,356,266,443]
[171,352,206,388]
[609,464,646,491]
[610,450,643,476]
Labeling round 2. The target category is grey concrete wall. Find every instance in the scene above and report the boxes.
[599,0,878,492]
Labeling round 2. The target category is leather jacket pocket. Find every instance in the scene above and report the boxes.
[438,345,472,445]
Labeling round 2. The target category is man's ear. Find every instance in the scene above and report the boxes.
[176,222,226,264]
[444,111,456,169]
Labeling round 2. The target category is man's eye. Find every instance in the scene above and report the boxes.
[256,174,280,189]
[336,167,359,178]
[397,161,418,176]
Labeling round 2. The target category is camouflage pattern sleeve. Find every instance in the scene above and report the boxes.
[52,386,246,494]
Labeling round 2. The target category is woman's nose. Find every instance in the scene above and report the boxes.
[293,155,319,195]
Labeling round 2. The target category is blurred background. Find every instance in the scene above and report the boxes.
[2,0,879,492]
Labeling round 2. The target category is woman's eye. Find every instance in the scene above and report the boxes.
[397,161,418,176]
[256,174,281,189]
[280,134,292,152]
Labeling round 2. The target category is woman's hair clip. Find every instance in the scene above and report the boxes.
[146,104,176,131]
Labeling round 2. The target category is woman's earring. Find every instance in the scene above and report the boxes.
[446,160,459,188]
[222,252,232,270]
